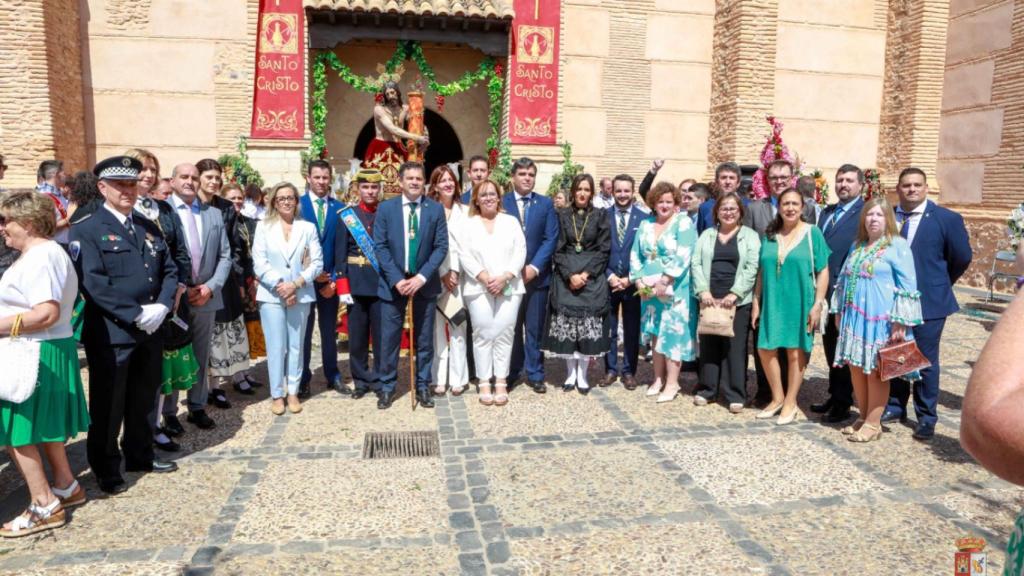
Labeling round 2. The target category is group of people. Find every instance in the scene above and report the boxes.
[0,145,972,538]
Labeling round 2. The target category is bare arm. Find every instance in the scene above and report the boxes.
[375,105,424,142]
[961,292,1024,485]
[0,301,61,336]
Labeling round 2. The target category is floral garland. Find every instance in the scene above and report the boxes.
[1008,203,1024,249]
[308,41,506,167]
[863,169,883,200]
[218,136,264,188]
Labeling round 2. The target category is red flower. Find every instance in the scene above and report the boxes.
[488,147,498,167]
[320,147,329,160]
[494,63,504,78]
[374,93,384,104]
[435,95,445,112]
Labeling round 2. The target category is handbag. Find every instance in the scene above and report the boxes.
[0,314,41,404]
[437,289,467,326]
[878,339,931,381]
[807,228,827,334]
[697,304,735,337]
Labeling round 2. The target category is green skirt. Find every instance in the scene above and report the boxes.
[0,337,90,447]
[161,345,198,395]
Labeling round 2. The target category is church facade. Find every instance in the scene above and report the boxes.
[0,0,1021,286]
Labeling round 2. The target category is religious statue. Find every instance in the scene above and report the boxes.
[363,80,429,198]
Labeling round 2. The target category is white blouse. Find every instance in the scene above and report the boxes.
[459,213,527,297]
[440,203,468,277]
[0,241,78,341]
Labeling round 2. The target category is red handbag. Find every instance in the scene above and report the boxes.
[878,340,931,381]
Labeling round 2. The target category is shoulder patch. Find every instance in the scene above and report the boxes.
[69,241,81,262]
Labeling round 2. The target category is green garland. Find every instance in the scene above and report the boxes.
[218,136,264,189]
[308,41,505,166]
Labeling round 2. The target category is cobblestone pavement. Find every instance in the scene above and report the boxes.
[0,289,1018,575]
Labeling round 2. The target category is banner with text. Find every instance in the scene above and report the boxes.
[250,0,305,139]
[507,0,560,145]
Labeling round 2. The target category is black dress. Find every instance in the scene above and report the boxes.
[541,204,612,357]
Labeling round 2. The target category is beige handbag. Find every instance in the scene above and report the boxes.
[697,304,736,338]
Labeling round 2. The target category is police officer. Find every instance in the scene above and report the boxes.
[70,156,179,495]
[334,169,384,405]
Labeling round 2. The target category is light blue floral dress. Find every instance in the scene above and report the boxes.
[830,235,923,376]
[629,214,698,362]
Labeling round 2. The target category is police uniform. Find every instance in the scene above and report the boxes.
[334,169,383,399]
[70,156,179,493]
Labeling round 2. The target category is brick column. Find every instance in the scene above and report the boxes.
[706,0,778,176]
[0,0,87,187]
[876,0,950,190]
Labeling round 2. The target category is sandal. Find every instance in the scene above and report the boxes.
[840,419,865,436]
[52,480,86,509]
[478,384,494,406]
[848,423,882,443]
[493,385,509,406]
[433,385,447,397]
[0,499,66,538]
[451,386,465,397]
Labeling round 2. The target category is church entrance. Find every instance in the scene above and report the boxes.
[353,109,465,184]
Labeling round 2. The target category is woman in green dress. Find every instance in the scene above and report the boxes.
[752,188,829,424]
[629,182,698,403]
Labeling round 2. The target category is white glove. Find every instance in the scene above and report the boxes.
[134,304,170,334]
[340,294,354,305]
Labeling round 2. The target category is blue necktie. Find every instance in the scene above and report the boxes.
[519,195,530,230]
[823,207,842,236]
[898,210,910,239]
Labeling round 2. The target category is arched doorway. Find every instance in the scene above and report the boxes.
[353,109,465,183]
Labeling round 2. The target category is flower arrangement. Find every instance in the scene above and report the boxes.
[546,142,583,197]
[1008,203,1024,249]
[218,136,264,188]
[810,169,829,208]
[750,116,796,200]
[864,169,883,200]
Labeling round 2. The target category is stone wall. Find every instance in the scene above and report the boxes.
[0,0,87,188]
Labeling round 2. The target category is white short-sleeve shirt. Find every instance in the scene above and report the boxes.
[0,241,79,341]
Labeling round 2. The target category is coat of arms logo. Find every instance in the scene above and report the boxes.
[261,13,298,54]
[517,25,553,65]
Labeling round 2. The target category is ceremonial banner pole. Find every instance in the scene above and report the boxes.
[407,298,417,411]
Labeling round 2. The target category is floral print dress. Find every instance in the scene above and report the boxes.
[629,214,698,362]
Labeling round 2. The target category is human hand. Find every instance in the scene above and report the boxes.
[651,159,664,173]
[807,307,822,334]
[443,270,459,292]
[315,272,331,283]
[569,274,586,291]
[522,266,537,284]
[751,302,760,329]
[319,282,336,298]
[889,323,907,343]
[721,293,738,308]
[400,275,425,296]
[700,292,715,308]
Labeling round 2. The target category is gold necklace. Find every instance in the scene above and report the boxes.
[571,207,591,253]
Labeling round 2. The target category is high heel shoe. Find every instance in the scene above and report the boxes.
[755,403,783,419]
[478,384,494,406]
[776,407,800,425]
[646,380,664,397]
[840,419,865,436]
[848,423,882,443]
[656,385,680,404]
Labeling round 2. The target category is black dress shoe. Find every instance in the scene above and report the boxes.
[416,390,435,408]
[297,383,312,399]
[810,399,833,414]
[529,380,547,394]
[912,423,935,441]
[162,415,185,437]
[880,408,906,423]
[330,378,353,395]
[562,382,575,392]
[125,459,177,473]
[243,375,264,388]
[823,406,852,423]
[623,374,638,390]
[377,391,394,410]
[154,436,180,452]
[187,409,216,429]
[577,386,591,396]
[351,388,369,400]
[208,389,231,409]
[98,478,127,494]
[232,382,256,396]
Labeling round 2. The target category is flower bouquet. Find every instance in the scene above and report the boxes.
[1008,203,1024,249]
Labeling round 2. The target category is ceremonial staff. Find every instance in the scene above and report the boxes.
[407,298,417,411]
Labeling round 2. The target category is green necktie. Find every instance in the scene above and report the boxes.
[316,198,326,230]
[617,210,627,245]
[407,202,419,274]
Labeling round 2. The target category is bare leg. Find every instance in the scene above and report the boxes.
[41,443,75,491]
[848,367,868,432]
[663,359,682,396]
[865,371,889,428]
[780,349,807,416]
[3,445,59,531]
[757,348,784,407]
[648,338,665,395]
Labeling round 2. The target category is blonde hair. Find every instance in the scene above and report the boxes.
[263,182,303,224]
[468,179,504,217]
[856,196,899,243]
[125,148,160,177]
[0,190,57,238]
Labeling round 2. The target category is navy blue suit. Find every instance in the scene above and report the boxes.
[818,197,864,409]
[335,205,382,392]
[299,192,345,387]
[503,191,559,383]
[604,204,648,377]
[373,195,449,393]
[888,201,972,428]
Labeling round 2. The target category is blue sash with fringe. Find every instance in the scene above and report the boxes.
[339,206,380,274]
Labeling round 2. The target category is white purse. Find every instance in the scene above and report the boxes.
[0,315,41,404]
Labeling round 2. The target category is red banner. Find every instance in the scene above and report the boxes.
[507,0,560,145]
[250,0,305,139]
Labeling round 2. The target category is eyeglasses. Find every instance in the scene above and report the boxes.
[275,196,297,203]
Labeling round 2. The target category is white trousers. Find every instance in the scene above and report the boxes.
[466,293,522,380]
[259,301,310,399]
[433,309,469,389]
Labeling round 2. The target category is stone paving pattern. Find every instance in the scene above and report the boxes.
[0,290,1018,575]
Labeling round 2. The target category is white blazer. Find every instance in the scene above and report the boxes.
[440,203,468,277]
[459,212,527,297]
[252,219,324,304]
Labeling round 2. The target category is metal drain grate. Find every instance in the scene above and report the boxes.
[362,430,440,459]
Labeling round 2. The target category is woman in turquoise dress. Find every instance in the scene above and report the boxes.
[629,182,698,403]
[752,188,830,425]
[830,197,922,442]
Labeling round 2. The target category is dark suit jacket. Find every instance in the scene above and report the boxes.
[605,204,648,280]
[743,198,817,236]
[373,195,449,301]
[300,192,344,276]
[70,207,178,346]
[898,201,972,320]
[818,197,864,300]
[334,205,380,297]
[502,191,559,289]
